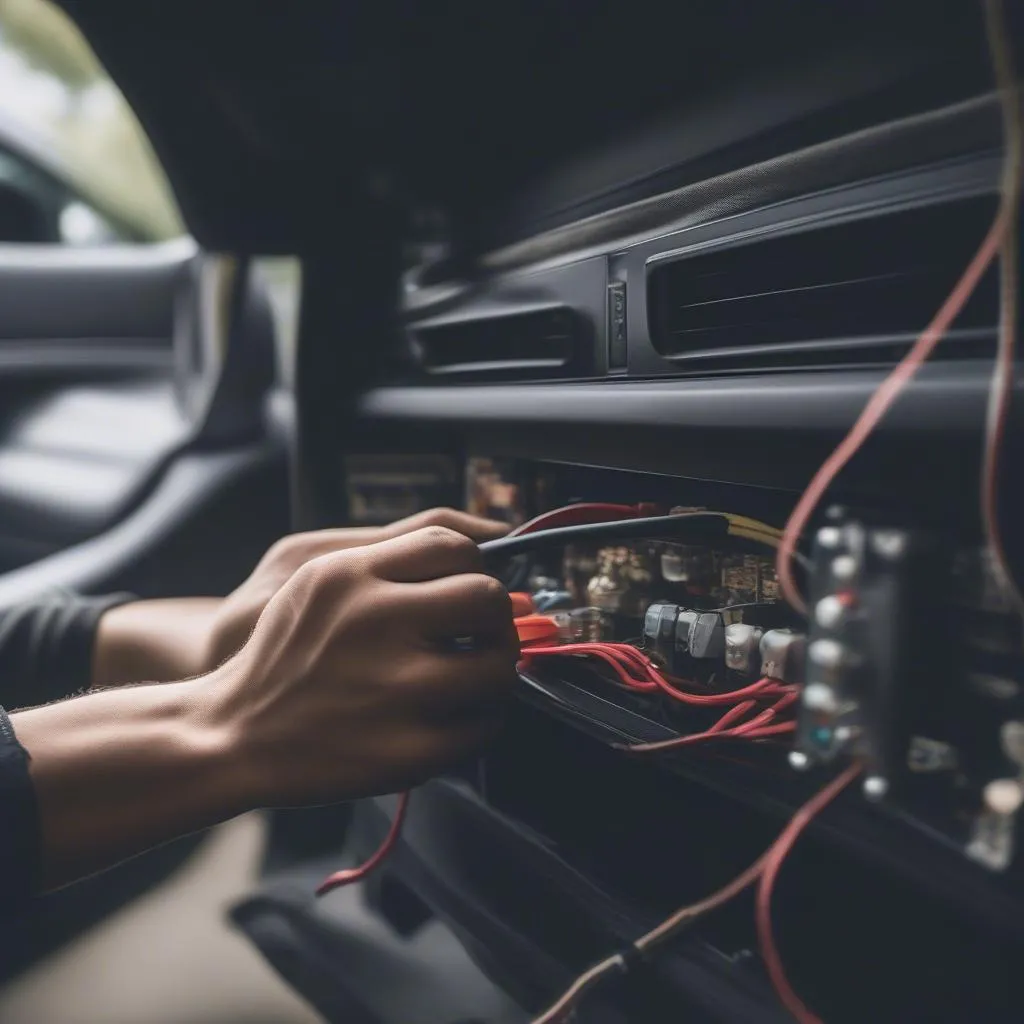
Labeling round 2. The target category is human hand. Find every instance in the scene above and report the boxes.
[202,508,508,673]
[15,524,517,888]
[205,525,518,806]
[92,508,508,687]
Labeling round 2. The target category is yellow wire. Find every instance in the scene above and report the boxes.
[729,526,781,549]
[720,513,783,538]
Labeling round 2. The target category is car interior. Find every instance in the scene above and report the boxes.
[0,1,1023,1021]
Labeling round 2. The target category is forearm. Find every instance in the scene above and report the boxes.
[10,677,248,889]
[92,598,222,687]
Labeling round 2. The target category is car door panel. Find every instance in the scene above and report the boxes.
[0,240,197,567]
[0,240,193,356]
[0,381,188,561]
[0,442,288,607]
[0,239,287,595]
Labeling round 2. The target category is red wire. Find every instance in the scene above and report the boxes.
[980,0,1024,619]
[530,763,860,1023]
[316,791,410,896]
[652,673,790,706]
[524,642,676,688]
[520,643,660,691]
[316,499,791,899]
[776,206,1012,614]
[614,718,796,754]
[521,641,800,756]
[316,655,793,896]
[317,642,663,897]
[522,645,793,706]
[734,691,800,734]
[745,721,798,739]
[755,763,864,1023]
[708,698,759,732]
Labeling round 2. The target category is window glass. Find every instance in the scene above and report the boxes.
[0,0,184,243]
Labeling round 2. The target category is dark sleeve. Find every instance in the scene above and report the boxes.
[0,592,136,915]
[0,705,40,910]
[0,590,136,710]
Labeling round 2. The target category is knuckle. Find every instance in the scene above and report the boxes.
[266,535,298,563]
[288,558,329,601]
[289,554,323,587]
[268,531,323,570]
[422,524,477,556]
[300,549,366,591]
[463,574,512,613]
[419,506,460,528]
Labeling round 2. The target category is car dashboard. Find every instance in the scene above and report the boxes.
[295,78,1024,1024]
[219,6,1024,1022]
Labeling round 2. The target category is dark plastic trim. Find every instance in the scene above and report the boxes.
[358,361,1005,436]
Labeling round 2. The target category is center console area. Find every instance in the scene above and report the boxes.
[246,11,1024,1017]
[330,448,1024,1023]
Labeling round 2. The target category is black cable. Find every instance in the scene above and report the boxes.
[501,554,534,591]
[478,513,730,566]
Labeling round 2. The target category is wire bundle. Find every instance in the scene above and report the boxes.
[518,641,798,752]
[317,503,789,898]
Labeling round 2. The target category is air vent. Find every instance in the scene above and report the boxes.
[647,196,999,370]
[409,306,589,380]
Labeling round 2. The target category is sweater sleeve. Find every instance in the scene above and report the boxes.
[0,590,136,710]
[0,592,136,915]
[0,705,40,910]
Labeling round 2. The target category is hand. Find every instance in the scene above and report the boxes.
[14,525,517,888]
[202,508,508,673]
[206,525,519,806]
[92,508,508,687]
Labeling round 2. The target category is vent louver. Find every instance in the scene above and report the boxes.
[647,197,999,370]
[409,306,588,380]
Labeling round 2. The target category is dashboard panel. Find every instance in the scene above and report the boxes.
[335,448,1024,1023]
[312,51,1024,1024]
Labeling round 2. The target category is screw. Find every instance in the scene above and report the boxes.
[984,778,1024,815]
[831,554,857,581]
[788,750,810,771]
[815,594,845,629]
[816,526,841,549]
[863,775,889,801]
[802,682,838,712]
[808,638,845,670]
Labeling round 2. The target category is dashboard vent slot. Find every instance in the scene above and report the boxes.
[409,306,588,379]
[647,196,999,370]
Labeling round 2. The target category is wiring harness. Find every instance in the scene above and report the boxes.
[318,507,799,888]
[518,644,797,751]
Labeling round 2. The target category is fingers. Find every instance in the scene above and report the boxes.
[274,528,498,636]
[381,508,509,543]
[395,573,516,647]
[366,526,486,583]
[359,711,508,795]
[399,645,520,717]
[260,510,506,581]
[392,575,519,716]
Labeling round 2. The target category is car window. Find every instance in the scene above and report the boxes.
[0,0,184,244]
